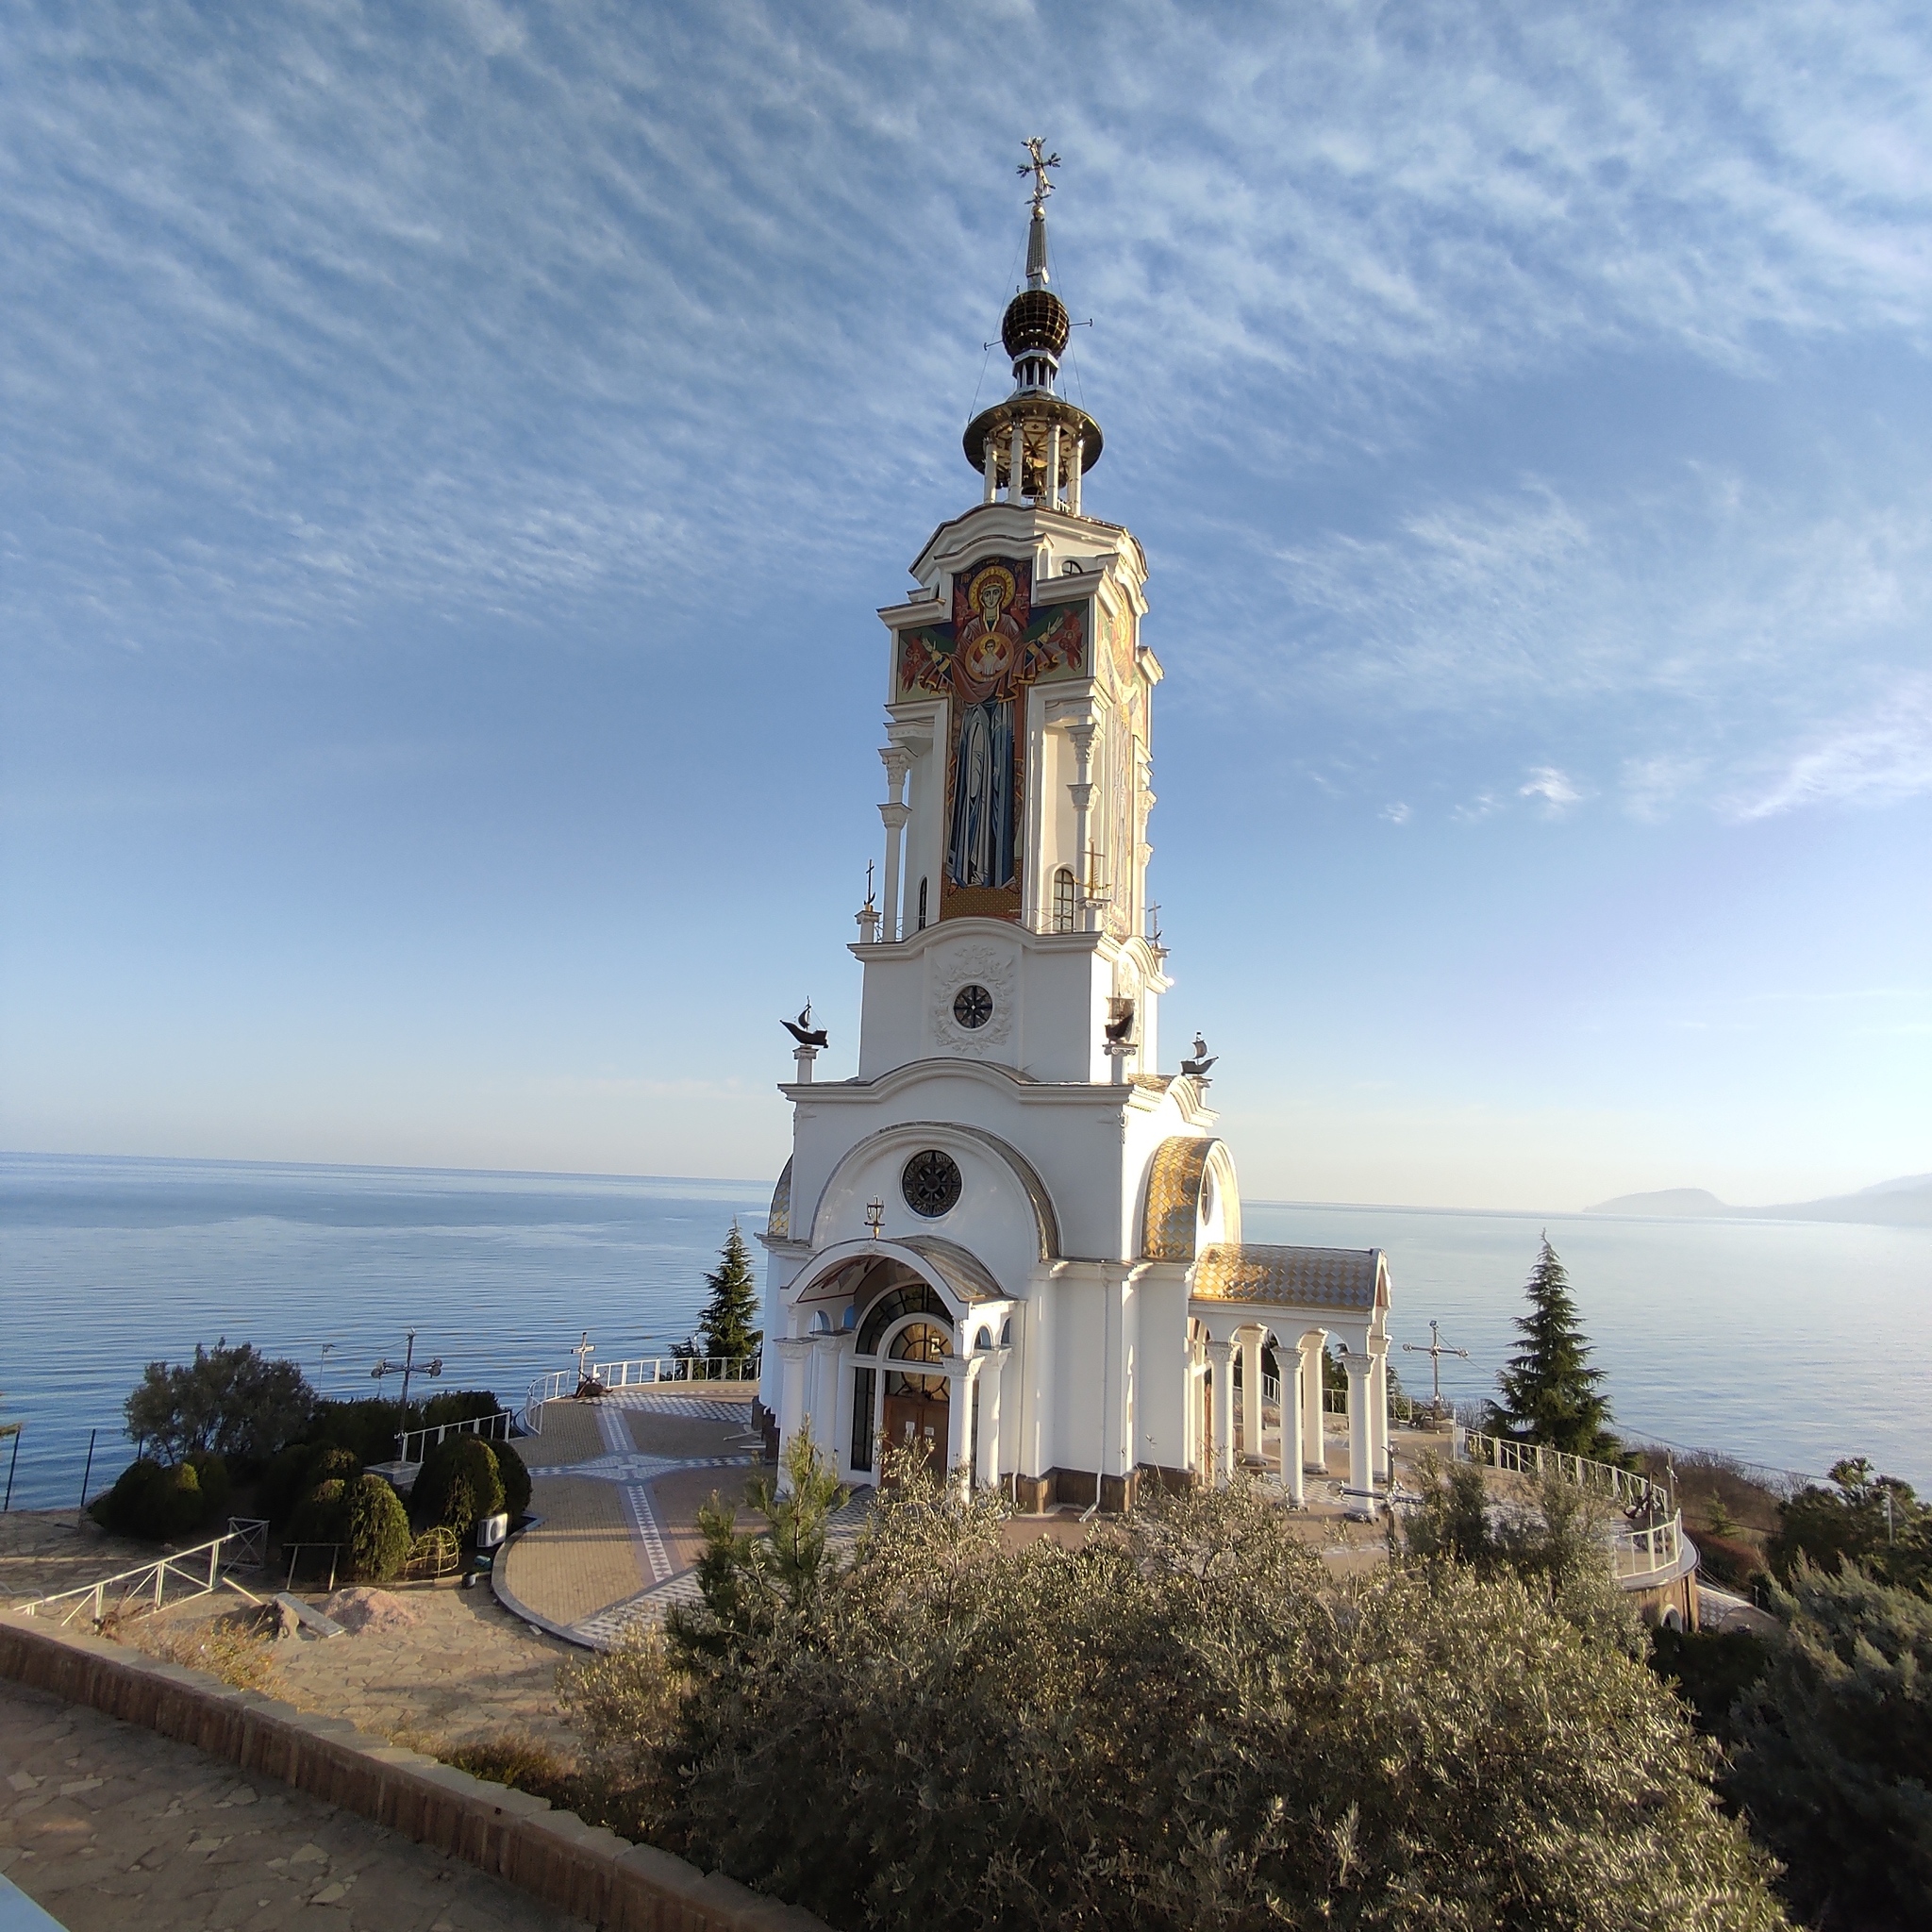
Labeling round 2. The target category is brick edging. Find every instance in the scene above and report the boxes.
[0,1610,827,1932]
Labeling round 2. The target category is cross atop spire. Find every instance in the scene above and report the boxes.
[1018,136,1060,211]
[1017,138,1059,291]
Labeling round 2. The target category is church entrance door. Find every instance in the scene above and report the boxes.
[881,1389,947,1475]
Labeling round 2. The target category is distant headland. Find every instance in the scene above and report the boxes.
[1588,1174,1932,1227]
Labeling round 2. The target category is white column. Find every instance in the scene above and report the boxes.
[1065,719,1098,935]
[1045,421,1062,508]
[1343,1351,1375,1516]
[983,433,999,502]
[1007,416,1026,504]
[1280,1335,1305,1506]
[1240,1327,1263,1463]
[1300,1333,1326,1472]
[774,1338,812,1487]
[1370,1348,1391,1485]
[1207,1337,1236,1486]
[808,1335,842,1467]
[1069,437,1083,513]
[978,1348,1008,1491]
[878,746,910,942]
[945,1356,978,1494]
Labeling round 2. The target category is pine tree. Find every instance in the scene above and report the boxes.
[691,1223,762,1366]
[1486,1235,1617,1457]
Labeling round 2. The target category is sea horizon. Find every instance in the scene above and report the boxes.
[5,1150,1927,1508]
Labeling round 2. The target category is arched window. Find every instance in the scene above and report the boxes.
[857,1280,950,1357]
[1053,866,1076,932]
[917,877,928,930]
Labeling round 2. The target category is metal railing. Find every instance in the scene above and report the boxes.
[17,1517,269,1629]
[394,1408,515,1466]
[1454,1428,1686,1587]
[522,1354,761,1434]
[1610,1512,1687,1584]
[1456,1427,1670,1512]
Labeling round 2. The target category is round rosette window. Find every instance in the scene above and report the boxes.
[952,983,994,1030]
[902,1148,963,1218]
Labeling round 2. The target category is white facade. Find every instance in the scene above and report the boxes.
[758,175,1393,1514]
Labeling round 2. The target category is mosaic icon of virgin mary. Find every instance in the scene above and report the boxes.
[947,563,1023,890]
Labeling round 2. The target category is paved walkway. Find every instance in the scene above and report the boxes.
[497,1388,764,1650]
[0,1679,589,1932]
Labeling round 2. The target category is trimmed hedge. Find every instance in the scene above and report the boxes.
[90,1453,229,1543]
[289,1477,351,1549]
[346,1473,411,1582]
[491,1440,531,1518]
[410,1435,505,1537]
[422,1390,502,1429]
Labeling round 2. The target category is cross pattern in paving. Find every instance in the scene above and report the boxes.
[562,1451,757,1486]
[499,1391,764,1650]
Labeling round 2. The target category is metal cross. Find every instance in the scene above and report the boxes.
[1018,136,1060,208]
[1401,1320,1470,1408]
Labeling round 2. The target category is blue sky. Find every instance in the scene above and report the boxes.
[3,0,1929,1210]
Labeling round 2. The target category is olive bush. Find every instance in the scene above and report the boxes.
[566,1445,1784,1932]
[123,1341,312,1471]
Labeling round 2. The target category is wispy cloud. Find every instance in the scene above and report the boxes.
[1729,676,1932,819]
[1520,766,1583,815]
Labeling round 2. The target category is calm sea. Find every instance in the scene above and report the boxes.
[2,1153,1926,1508]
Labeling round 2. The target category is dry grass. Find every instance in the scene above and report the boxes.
[122,1602,285,1694]
[390,1725,622,1831]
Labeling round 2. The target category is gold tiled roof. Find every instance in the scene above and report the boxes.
[1141,1136,1217,1260]
[1191,1242,1385,1311]
[766,1158,792,1241]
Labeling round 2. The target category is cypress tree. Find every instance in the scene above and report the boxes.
[693,1223,763,1365]
[1487,1235,1617,1457]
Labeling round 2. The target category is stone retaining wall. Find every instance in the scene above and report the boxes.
[0,1610,828,1932]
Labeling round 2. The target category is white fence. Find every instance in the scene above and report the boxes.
[522,1354,760,1434]
[18,1517,269,1629]
[394,1408,515,1466]
[1455,1428,1685,1587]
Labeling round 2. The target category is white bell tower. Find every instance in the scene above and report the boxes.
[755,144,1393,1519]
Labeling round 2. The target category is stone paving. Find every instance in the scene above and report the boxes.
[0,1679,590,1932]
[496,1390,763,1651]
[0,1514,173,1614]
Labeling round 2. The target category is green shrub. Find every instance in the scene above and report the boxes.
[346,1474,411,1582]
[90,1457,221,1543]
[563,1447,1784,1929]
[410,1435,504,1537]
[490,1440,531,1518]
[422,1390,501,1428]
[289,1477,351,1549]
[308,1398,408,1468]
[259,1442,361,1529]
[1767,1457,1932,1592]
[183,1449,231,1530]
[1649,1624,1771,1734]
[1695,1529,1766,1593]
[1729,1562,1932,1926]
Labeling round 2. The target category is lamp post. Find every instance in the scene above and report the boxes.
[372,1330,442,1443]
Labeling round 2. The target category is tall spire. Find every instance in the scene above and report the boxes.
[963,141,1101,511]
[1019,135,1058,291]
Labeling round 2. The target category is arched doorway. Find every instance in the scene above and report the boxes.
[882,1319,950,1474]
